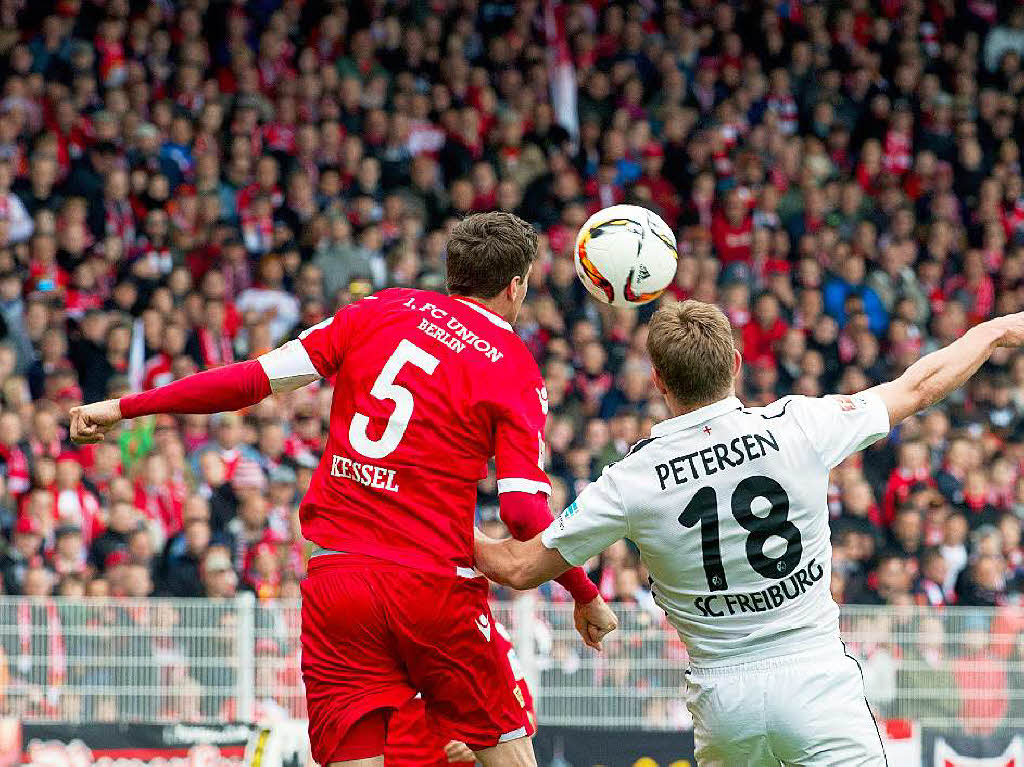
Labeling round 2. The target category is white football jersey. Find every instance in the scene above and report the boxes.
[542,392,891,667]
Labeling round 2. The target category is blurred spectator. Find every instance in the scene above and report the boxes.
[914,548,952,607]
[851,553,913,606]
[896,616,957,723]
[0,515,43,595]
[162,517,212,599]
[201,546,238,600]
[0,0,1018,727]
[955,617,1009,735]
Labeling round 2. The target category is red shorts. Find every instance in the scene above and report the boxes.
[384,697,473,767]
[301,554,531,763]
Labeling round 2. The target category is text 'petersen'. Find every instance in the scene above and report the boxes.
[654,430,781,489]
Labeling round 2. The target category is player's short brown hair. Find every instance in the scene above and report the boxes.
[647,300,736,406]
[446,212,539,298]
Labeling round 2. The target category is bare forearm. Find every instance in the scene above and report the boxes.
[474,535,521,588]
[474,530,571,590]
[499,492,599,601]
[871,323,1003,423]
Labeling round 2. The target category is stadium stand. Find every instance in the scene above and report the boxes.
[0,0,1020,746]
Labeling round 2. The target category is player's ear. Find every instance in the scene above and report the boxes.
[732,349,743,379]
[651,367,668,395]
[507,274,525,303]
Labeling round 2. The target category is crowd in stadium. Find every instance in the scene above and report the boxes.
[0,0,1022,728]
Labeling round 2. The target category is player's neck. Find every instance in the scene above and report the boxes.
[665,389,736,419]
[451,293,515,325]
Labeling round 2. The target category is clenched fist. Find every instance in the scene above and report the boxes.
[574,595,619,652]
[69,399,123,444]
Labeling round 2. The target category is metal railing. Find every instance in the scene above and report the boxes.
[0,596,1020,733]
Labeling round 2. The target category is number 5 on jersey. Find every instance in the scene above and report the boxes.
[349,339,440,459]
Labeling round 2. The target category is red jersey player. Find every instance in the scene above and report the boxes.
[70,212,617,767]
[384,621,535,767]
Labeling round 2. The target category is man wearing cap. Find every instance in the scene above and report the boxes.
[104,548,132,592]
[0,514,43,594]
[201,546,238,599]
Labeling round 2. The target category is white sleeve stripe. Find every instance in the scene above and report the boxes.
[298,315,334,340]
[497,478,552,495]
[258,340,321,393]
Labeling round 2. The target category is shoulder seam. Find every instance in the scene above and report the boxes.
[759,400,792,420]
[739,397,796,420]
[625,436,658,457]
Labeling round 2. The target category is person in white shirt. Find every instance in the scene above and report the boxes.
[0,159,33,245]
[475,300,1024,767]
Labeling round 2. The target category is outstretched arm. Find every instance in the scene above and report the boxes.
[71,338,322,444]
[869,312,1024,425]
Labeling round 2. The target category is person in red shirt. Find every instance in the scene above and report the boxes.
[132,452,184,540]
[741,292,789,362]
[142,324,187,391]
[633,143,680,228]
[70,212,616,767]
[711,189,753,266]
[53,453,104,546]
[236,155,284,214]
[882,441,935,525]
[954,619,1009,736]
[385,621,535,767]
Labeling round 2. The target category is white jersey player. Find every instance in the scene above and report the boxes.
[474,300,1024,767]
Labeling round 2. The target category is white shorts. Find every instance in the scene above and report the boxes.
[683,645,888,767]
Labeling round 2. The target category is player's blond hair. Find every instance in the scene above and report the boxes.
[647,300,736,407]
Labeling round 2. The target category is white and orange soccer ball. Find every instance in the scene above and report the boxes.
[574,204,678,308]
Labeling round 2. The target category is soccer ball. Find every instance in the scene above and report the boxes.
[574,204,678,307]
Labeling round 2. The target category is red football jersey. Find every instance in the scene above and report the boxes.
[384,621,536,766]
[293,288,550,575]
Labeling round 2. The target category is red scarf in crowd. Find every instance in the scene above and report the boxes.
[133,478,184,538]
[195,327,234,368]
[0,443,30,496]
[105,199,136,248]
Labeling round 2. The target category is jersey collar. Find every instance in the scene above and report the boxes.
[453,297,514,332]
[650,396,743,437]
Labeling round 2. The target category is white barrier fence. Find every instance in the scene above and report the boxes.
[0,596,1020,733]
